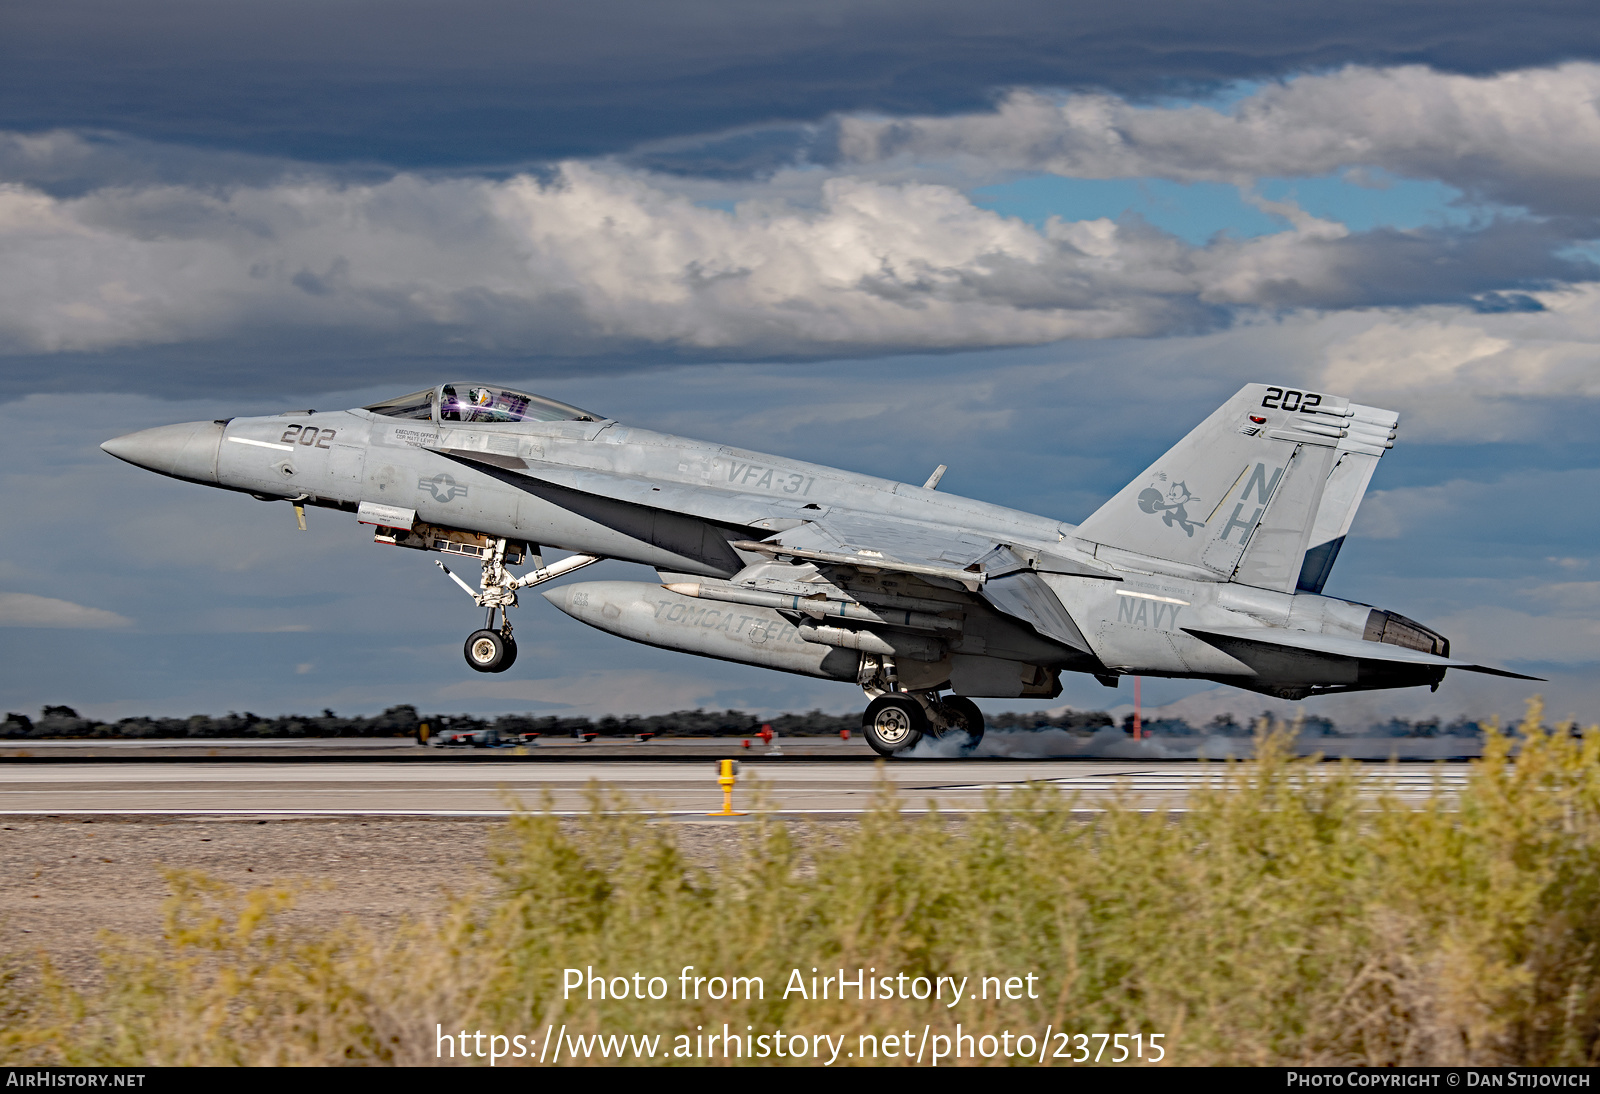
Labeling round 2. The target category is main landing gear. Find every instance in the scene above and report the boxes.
[432,538,601,674]
[857,655,985,757]
[861,694,986,756]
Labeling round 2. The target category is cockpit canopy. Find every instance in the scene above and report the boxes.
[364,384,600,425]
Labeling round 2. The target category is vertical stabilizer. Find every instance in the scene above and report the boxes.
[1073,384,1396,593]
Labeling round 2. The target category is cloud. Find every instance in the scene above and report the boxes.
[0,129,336,199]
[1523,581,1600,612]
[0,592,131,628]
[1318,285,1600,438]
[0,156,1587,372]
[1428,605,1600,664]
[1355,470,1600,546]
[8,1,1600,168]
[836,64,1600,218]
[1,64,1598,391]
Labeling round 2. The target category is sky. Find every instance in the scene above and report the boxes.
[1,1,1596,728]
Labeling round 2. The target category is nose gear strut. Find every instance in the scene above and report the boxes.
[434,539,603,673]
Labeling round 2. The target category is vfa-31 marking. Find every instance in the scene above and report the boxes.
[101,381,1537,757]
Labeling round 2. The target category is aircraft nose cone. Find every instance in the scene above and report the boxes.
[101,420,224,484]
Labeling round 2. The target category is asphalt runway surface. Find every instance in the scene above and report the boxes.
[0,745,1471,817]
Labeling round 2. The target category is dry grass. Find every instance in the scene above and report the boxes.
[4,699,1599,1066]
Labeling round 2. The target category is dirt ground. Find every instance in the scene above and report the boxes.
[0,815,790,990]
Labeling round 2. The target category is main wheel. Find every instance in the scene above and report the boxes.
[940,696,985,753]
[464,629,514,673]
[862,696,927,756]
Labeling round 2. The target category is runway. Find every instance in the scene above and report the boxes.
[0,755,1472,816]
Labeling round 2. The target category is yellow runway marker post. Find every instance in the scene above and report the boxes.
[708,759,746,816]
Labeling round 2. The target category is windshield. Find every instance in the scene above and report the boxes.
[439,384,598,424]
[363,388,435,420]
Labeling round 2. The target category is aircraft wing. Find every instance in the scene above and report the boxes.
[1183,627,1543,679]
[440,447,1115,654]
[747,514,1113,655]
[752,511,999,583]
[751,510,1116,581]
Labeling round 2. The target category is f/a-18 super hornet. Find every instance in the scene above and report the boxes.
[101,381,1535,756]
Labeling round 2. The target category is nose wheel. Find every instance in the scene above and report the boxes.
[464,622,518,673]
[464,602,518,672]
[464,631,517,671]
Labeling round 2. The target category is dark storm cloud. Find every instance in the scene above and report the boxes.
[5,0,1600,168]
[0,130,393,200]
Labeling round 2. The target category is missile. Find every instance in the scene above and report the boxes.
[794,623,944,662]
[663,582,960,632]
[542,580,863,680]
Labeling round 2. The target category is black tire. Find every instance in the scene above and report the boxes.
[941,696,986,752]
[499,636,518,671]
[862,695,927,756]
[464,629,512,673]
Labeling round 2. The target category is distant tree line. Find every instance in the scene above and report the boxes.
[1,704,1489,740]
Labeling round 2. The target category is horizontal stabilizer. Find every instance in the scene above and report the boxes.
[1183,627,1542,680]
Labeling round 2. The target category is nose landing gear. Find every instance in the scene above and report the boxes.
[432,538,602,674]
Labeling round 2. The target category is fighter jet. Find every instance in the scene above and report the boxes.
[101,381,1536,756]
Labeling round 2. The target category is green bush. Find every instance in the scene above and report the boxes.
[5,700,1598,1066]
